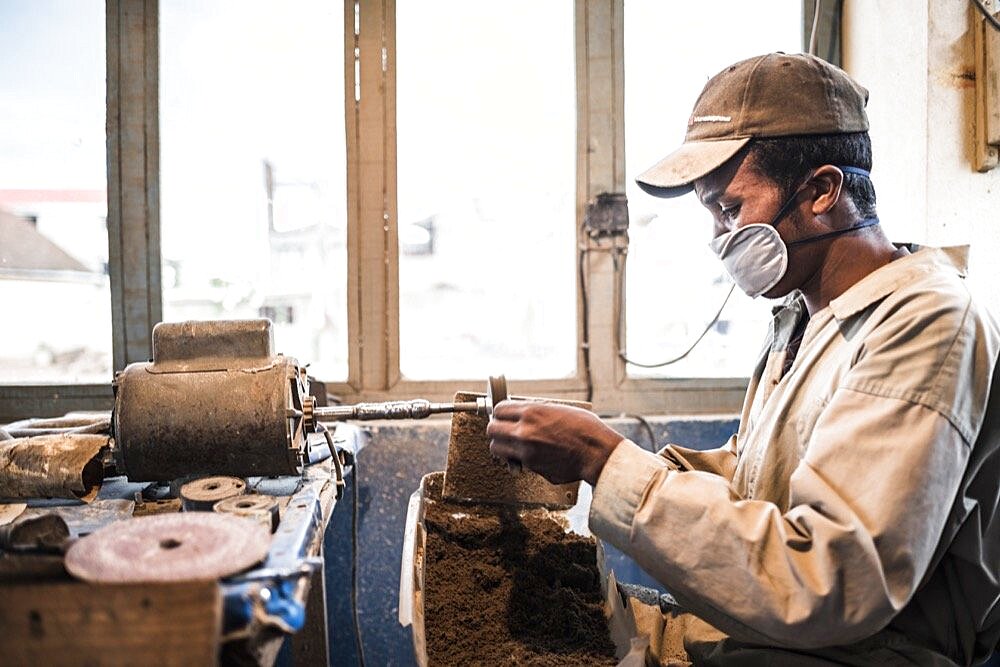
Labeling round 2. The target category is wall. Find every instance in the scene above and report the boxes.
[843,0,1000,314]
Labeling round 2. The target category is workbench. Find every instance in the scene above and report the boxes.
[0,425,366,667]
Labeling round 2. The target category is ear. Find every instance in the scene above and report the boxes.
[808,165,844,215]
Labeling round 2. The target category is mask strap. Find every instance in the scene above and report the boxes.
[839,166,871,179]
[786,217,880,248]
[767,171,815,230]
[768,166,871,231]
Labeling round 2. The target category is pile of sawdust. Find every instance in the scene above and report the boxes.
[422,474,617,666]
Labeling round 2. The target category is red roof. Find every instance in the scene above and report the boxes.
[0,189,106,205]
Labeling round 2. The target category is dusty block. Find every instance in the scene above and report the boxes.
[442,391,589,510]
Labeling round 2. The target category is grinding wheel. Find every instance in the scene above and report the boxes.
[486,375,519,473]
[180,475,246,511]
[65,512,270,583]
[486,375,508,414]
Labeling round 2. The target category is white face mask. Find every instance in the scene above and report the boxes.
[707,166,878,299]
[709,224,788,298]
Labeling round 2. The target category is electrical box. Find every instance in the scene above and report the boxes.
[583,192,629,237]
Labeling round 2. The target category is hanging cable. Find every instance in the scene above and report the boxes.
[614,242,736,368]
[578,229,628,401]
[321,425,366,666]
[350,448,366,667]
[972,0,1000,31]
[598,412,658,451]
[578,239,594,403]
[808,0,822,55]
[322,426,346,499]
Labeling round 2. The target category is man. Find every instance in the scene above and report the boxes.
[488,53,1000,665]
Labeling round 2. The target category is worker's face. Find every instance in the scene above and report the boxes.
[693,151,820,299]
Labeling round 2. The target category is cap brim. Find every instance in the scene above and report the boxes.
[635,137,751,199]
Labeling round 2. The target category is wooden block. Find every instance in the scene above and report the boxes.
[985,13,1000,145]
[0,580,220,666]
[442,391,589,509]
[975,10,1000,171]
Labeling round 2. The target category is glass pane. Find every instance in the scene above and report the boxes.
[624,1,801,377]
[396,1,577,380]
[159,0,348,380]
[0,1,111,384]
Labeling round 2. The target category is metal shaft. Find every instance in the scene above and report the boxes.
[313,398,486,422]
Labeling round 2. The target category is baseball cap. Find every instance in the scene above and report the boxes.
[636,52,870,198]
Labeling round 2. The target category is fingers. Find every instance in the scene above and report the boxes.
[485,414,515,439]
[491,399,530,421]
[488,436,522,463]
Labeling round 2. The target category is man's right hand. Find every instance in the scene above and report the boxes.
[486,400,624,486]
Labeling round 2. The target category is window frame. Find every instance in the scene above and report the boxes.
[6,0,822,422]
[337,0,748,413]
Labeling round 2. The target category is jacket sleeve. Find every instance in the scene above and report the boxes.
[591,395,971,648]
[658,435,738,480]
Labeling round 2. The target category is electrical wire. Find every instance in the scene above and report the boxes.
[972,0,1000,31]
[617,284,734,368]
[614,239,736,368]
[808,0,822,55]
[320,424,365,665]
[322,426,346,499]
[349,443,367,667]
[578,234,736,370]
[578,242,594,403]
[598,412,658,451]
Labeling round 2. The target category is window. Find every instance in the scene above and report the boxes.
[1,1,810,421]
[0,1,111,384]
[395,1,577,380]
[622,1,802,378]
[159,0,348,379]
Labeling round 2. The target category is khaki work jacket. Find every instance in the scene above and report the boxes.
[590,246,1000,665]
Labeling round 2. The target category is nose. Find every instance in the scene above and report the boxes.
[712,217,730,239]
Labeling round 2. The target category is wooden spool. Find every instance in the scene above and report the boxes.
[213,494,280,533]
[179,476,246,512]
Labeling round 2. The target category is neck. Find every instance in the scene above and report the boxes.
[798,223,902,315]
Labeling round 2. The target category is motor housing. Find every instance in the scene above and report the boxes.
[113,319,307,482]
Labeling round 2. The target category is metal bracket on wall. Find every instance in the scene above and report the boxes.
[974,0,1000,171]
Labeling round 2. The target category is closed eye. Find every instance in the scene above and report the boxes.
[720,204,741,221]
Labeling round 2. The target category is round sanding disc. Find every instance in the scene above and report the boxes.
[65,512,270,583]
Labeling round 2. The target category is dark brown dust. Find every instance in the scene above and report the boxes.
[422,474,617,666]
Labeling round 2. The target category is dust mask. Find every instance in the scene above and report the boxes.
[708,166,878,298]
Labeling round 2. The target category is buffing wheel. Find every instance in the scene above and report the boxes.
[65,512,270,583]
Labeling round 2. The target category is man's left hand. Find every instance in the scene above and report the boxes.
[486,401,623,486]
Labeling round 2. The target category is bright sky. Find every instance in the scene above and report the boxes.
[0,0,106,189]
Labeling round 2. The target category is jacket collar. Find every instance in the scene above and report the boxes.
[827,245,969,321]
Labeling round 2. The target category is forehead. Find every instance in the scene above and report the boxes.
[694,150,773,206]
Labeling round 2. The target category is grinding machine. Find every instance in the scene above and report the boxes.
[0,318,519,657]
[2,317,601,662]
[112,319,506,483]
